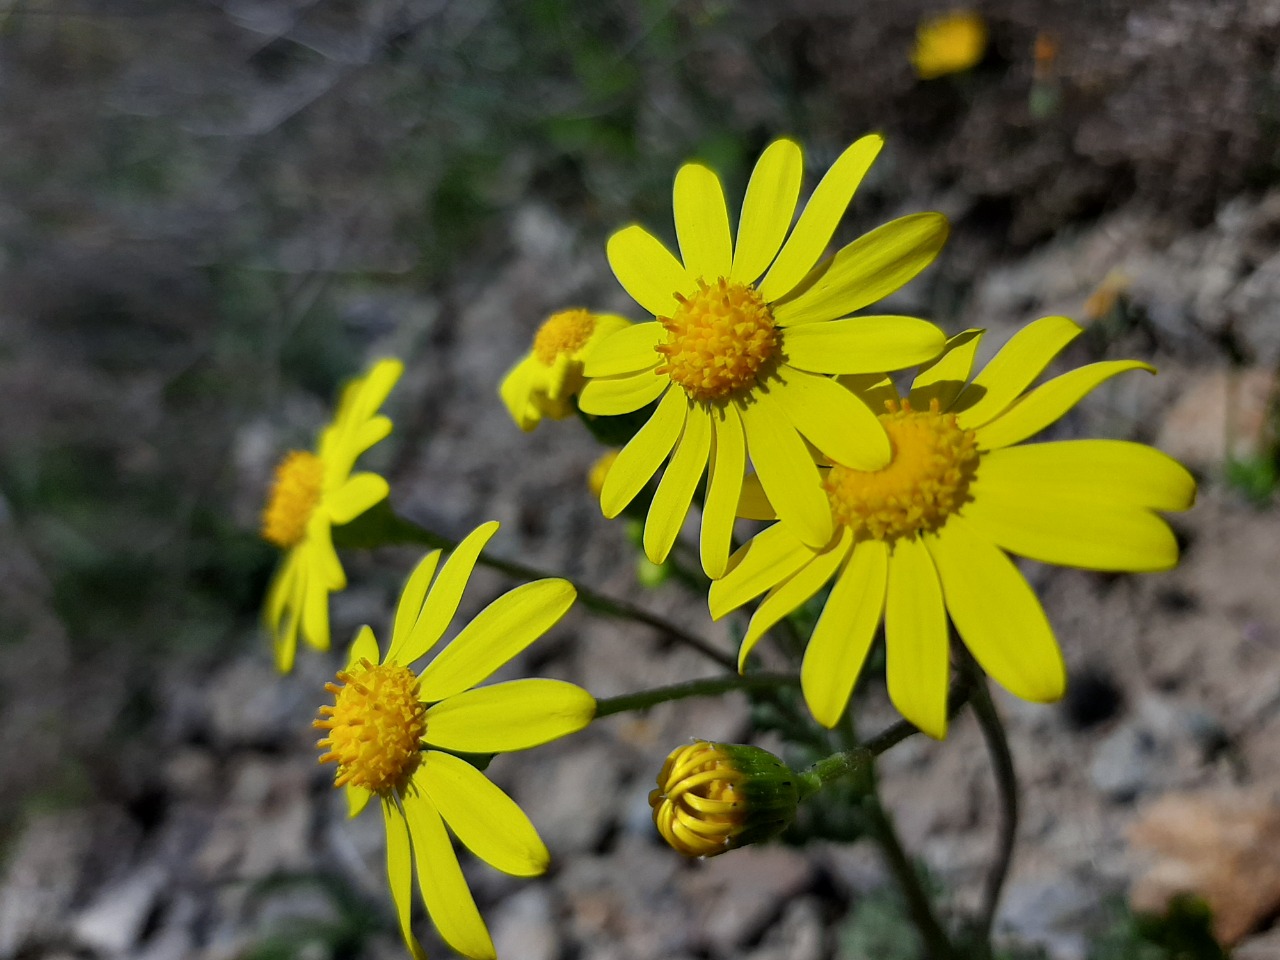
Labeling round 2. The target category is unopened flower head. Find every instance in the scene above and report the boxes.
[262,358,402,673]
[911,9,988,79]
[317,521,596,960]
[500,309,632,431]
[579,135,949,578]
[649,740,798,858]
[713,317,1196,737]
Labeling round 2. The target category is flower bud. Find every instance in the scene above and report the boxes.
[648,741,799,858]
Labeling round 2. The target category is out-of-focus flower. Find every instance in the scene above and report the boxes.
[587,450,619,500]
[500,309,632,431]
[911,10,988,79]
[580,135,948,578]
[316,522,596,959]
[1082,269,1131,322]
[712,317,1196,737]
[649,741,799,857]
[262,358,401,673]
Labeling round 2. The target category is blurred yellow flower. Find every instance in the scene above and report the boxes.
[317,522,596,960]
[911,10,988,79]
[262,358,401,673]
[587,449,619,500]
[712,317,1195,737]
[500,309,632,431]
[580,136,948,578]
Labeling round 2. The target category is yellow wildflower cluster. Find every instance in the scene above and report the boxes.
[255,132,1195,958]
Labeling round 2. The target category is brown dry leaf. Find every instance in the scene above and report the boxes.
[1129,790,1280,945]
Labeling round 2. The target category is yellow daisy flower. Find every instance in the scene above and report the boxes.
[316,521,596,960]
[500,309,632,431]
[579,135,950,578]
[911,10,988,79]
[710,316,1196,737]
[262,358,402,673]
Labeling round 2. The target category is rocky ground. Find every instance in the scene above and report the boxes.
[3,2,1280,959]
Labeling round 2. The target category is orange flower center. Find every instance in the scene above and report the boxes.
[533,309,596,365]
[655,278,779,402]
[261,450,325,548]
[824,400,979,542]
[315,658,427,793]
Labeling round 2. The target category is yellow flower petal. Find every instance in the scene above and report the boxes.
[908,328,984,410]
[300,570,332,653]
[581,322,664,377]
[266,551,302,671]
[771,213,950,326]
[346,784,372,818]
[709,522,813,619]
[738,528,852,670]
[740,390,833,547]
[927,517,1065,702]
[417,579,576,702]
[952,315,1081,428]
[607,224,695,318]
[963,484,1181,571]
[350,414,394,459]
[772,366,891,470]
[758,135,884,301]
[644,407,711,564]
[782,316,948,376]
[390,551,441,655]
[975,360,1154,449]
[401,793,495,960]
[837,373,900,415]
[978,441,1196,512]
[348,358,404,424]
[345,624,381,671]
[735,472,777,521]
[422,679,596,753]
[731,138,803,285]
[306,512,344,586]
[499,354,542,432]
[802,539,888,727]
[885,536,950,738]
[577,369,667,416]
[382,799,429,960]
[389,521,499,665]
[674,162,733,279]
[599,387,687,517]
[701,404,746,580]
[420,751,549,877]
[327,472,389,525]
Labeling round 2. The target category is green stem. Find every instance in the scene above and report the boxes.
[338,504,736,670]
[864,797,955,960]
[798,682,972,797]
[795,683,973,960]
[961,655,1019,948]
[594,672,799,718]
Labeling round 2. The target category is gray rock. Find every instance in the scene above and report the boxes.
[0,810,94,957]
[490,886,559,960]
[72,865,166,957]
[1089,722,1172,803]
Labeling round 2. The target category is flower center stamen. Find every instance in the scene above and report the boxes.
[655,278,779,402]
[824,399,979,542]
[261,450,325,548]
[533,309,596,365]
[314,658,427,793]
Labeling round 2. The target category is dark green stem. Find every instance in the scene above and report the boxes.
[336,504,736,670]
[962,656,1019,947]
[594,672,799,718]
[864,797,955,960]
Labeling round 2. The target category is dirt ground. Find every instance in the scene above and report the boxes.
[2,2,1279,959]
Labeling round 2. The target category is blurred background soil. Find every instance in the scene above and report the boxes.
[2,1,1280,958]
